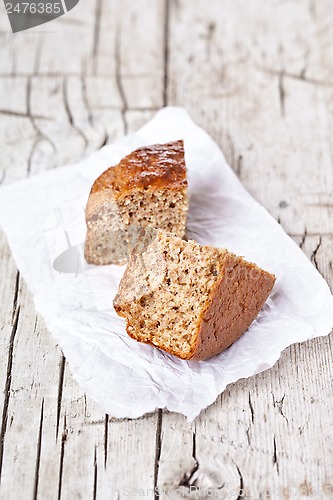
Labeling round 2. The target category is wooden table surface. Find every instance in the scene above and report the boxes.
[0,1,332,499]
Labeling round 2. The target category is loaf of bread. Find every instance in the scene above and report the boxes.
[85,140,188,265]
[113,228,276,361]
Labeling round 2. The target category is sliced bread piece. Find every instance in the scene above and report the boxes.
[113,228,276,361]
[85,140,188,265]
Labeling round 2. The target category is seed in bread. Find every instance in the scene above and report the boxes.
[113,228,276,361]
[84,140,188,266]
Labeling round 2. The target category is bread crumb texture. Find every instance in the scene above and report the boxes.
[84,140,188,265]
[114,229,276,361]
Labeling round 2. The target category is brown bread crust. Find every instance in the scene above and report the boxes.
[114,229,276,362]
[84,141,188,266]
[188,256,276,361]
[90,140,187,199]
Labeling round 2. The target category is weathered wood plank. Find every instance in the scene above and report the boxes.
[0,292,62,499]
[0,248,20,486]
[0,1,167,499]
[154,0,333,497]
[167,0,333,236]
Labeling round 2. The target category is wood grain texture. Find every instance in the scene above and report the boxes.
[0,0,332,499]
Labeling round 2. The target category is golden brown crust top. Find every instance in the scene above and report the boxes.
[91,140,187,198]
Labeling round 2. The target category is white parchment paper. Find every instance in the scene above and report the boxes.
[0,107,332,421]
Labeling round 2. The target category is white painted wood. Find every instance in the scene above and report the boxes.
[167,0,333,236]
[0,1,165,499]
[0,0,332,499]
[156,1,333,497]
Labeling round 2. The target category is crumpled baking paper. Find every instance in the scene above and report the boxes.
[0,107,332,421]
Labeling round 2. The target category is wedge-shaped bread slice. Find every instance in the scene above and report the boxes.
[114,228,276,361]
[85,140,188,265]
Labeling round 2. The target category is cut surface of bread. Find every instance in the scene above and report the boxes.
[85,140,188,265]
[113,228,276,361]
